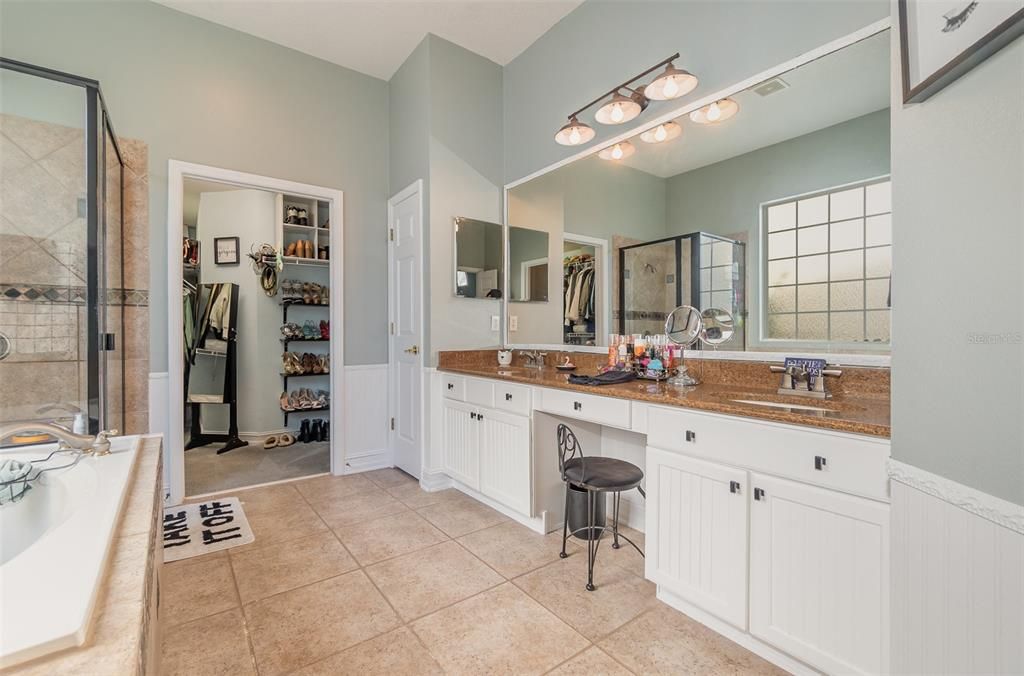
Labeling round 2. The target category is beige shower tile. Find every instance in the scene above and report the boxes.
[0,161,79,238]
[38,133,87,193]
[0,113,80,160]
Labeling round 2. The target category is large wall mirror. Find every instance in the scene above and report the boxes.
[504,27,891,356]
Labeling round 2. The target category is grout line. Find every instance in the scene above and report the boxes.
[540,641,596,675]
[223,550,263,675]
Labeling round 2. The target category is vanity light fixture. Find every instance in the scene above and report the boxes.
[553,52,695,144]
[554,115,596,146]
[598,141,636,161]
[639,121,683,144]
[645,63,698,100]
[689,98,739,124]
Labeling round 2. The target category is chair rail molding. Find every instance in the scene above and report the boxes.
[888,459,1024,534]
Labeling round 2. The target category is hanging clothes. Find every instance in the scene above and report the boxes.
[208,283,233,340]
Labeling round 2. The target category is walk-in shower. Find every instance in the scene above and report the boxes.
[0,59,126,434]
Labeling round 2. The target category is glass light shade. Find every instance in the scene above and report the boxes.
[595,93,642,125]
[554,117,595,146]
[689,98,739,124]
[639,121,683,144]
[645,65,698,100]
[598,141,636,161]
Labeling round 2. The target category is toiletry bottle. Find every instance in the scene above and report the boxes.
[608,335,619,368]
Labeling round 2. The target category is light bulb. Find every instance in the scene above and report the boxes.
[610,104,624,123]
[569,127,581,144]
[654,125,667,142]
[662,77,680,98]
[611,144,623,160]
[707,101,722,122]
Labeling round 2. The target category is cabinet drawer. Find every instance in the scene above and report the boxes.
[465,378,494,408]
[442,374,465,401]
[538,388,631,429]
[494,382,531,416]
[647,404,890,500]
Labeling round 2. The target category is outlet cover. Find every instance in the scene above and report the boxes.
[509,316,519,331]
[490,315,500,331]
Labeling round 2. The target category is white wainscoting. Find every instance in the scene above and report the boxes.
[889,460,1024,675]
[148,372,170,499]
[342,364,391,472]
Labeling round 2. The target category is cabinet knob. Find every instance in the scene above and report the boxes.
[685,430,696,443]
[729,480,741,494]
[447,383,454,390]
[505,393,512,401]
[814,455,827,471]
[573,401,582,411]
[470,412,476,420]
[754,487,765,501]
[477,413,484,421]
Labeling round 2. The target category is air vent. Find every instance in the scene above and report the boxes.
[753,77,789,97]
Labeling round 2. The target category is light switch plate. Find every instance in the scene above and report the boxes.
[490,315,500,331]
[509,316,519,331]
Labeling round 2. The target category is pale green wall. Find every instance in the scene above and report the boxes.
[0,0,390,370]
[666,109,891,349]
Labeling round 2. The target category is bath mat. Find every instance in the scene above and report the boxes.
[162,497,254,562]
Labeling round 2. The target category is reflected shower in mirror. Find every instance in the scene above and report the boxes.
[504,28,891,355]
[454,217,504,299]
[700,307,736,346]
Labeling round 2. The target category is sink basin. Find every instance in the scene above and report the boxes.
[729,399,834,413]
[707,390,862,415]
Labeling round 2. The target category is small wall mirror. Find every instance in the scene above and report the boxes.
[454,217,504,299]
[508,226,550,302]
[665,305,703,347]
[700,307,735,346]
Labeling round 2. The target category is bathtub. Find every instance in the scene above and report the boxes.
[0,434,141,669]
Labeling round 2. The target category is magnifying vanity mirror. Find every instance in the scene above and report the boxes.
[503,27,891,361]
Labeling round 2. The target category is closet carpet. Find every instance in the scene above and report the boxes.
[184,440,330,496]
[162,469,785,675]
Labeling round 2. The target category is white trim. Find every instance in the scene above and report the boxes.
[448,478,550,535]
[519,256,549,302]
[888,459,1024,535]
[387,180,425,478]
[166,160,345,506]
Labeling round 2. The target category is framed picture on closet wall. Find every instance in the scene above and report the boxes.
[899,0,1024,102]
[214,236,240,265]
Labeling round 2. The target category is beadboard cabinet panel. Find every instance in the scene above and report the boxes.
[479,409,531,515]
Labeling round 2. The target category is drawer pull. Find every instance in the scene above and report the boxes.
[477,413,484,421]
[754,487,765,501]
[729,480,741,494]
[685,430,696,443]
[814,455,827,471]
[573,401,582,411]
[447,383,454,390]
[470,412,476,420]
[505,393,512,401]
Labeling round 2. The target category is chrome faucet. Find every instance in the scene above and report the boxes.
[770,363,842,399]
[518,350,547,369]
[0,421,116,456]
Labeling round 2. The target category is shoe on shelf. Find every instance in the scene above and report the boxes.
[297,208,308,226]
[319,320,329,339]
[302,320,316,340]
[315,389,329,408]
[320,287,329,306]
[310,419,323,442]
[284,241,298,257]
[322,421,330,442]
[285,205,299,224]
[280,391,294,411]
[298,419,311,443]
[310,283,322,305]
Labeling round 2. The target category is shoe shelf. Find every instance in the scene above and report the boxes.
[281,337,329,345]
[282,405,329,425]
[281,255,329,267]
[280,371,329,378]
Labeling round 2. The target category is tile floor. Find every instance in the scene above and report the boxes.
[161,469,786,675]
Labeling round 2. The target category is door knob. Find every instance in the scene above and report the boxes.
[404,345,419,355]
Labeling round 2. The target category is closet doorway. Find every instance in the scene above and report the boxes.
[563,232,609,346]
[166,161,345,506]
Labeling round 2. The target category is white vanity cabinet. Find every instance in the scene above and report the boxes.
[441,375,531,515]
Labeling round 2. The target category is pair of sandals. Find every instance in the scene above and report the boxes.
[281,281,329,305]
[282,352,330,375]
[280,321,329,341]
[280,389,329,411]
[263,432,296,449]
[284,206,309,225]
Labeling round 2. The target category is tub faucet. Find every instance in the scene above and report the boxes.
[0,422,116,456]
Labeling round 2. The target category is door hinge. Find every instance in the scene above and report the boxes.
[390,417,395,430]
[390,322,395,335]
[389,228,394,242]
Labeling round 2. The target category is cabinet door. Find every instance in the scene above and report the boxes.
[750,472,889,676]
[478,409,531,515]
[441,399,479,490]
[645,447,749,629]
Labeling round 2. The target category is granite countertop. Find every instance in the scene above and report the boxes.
[438,365,891,438]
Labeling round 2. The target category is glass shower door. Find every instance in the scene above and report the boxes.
[100,112,126,433]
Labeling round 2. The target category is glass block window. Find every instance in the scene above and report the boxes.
[764,178,891,344]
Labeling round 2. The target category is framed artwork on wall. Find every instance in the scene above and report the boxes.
[899,0,1024,103]
[214,236,240,265]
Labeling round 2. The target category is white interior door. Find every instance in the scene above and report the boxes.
[388,181,423,477]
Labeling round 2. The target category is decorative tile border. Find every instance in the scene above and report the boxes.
[0,284,148,307]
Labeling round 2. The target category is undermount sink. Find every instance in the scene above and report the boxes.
[729,399,834,413]
[708,390,861,415]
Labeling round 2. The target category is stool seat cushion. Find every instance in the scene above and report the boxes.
[563,456,643,490]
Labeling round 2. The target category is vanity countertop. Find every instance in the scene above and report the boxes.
[438,364,891,439]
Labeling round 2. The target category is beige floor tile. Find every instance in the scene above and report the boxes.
[224,482,307,514]
[232,498,329,554]
[416,494,508,537]
[164,548,227,569]
[547,646,634,675]
[333,510,448,566]
[161,608,256,676]
[575,526,646,579]
[363,467,418,489]
[514,553,657,641]
[411,583,589,675]
[387,483,463,510]
[599,605,787,675]
[308,486,410,529]
[365,540,503,620]
[245,569,400,676]
[457,521,576,578]
[292,626,443,675]
[161,556,239,628]
[294,472,379,503]
[230,531,358,604]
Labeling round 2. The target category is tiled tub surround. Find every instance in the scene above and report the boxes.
[159,469,783,675]
[0,113,150,434]
[438,349,891,437]
[3,436,164,676]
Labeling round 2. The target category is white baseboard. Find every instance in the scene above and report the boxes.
[419,469,454,492]
[449,478,549,535]
[343,451,393,474]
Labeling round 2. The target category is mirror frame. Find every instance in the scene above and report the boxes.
[500,17,891,367]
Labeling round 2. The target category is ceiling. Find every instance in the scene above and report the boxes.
[618,31,890,179]
[155,0,582,81]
